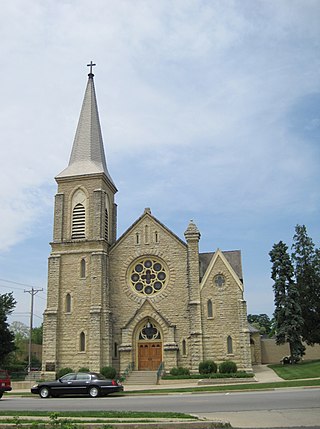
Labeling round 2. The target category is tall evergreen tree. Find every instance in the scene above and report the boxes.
[270,241,305,362]
[0,292,16,365]
[292,224,320,344]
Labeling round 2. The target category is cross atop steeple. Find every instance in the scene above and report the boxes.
[87,61,96,76]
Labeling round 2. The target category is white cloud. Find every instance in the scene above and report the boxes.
[0,0,319,317]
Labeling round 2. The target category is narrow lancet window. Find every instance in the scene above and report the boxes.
[227,335,233,354]
[80,258,86,278]
[80,332,86,352]
[182,339,187,355]
[144,225,149,244]
[207,299,213,318]
[66,293,71,313]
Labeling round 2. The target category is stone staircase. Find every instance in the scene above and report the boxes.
[25,371,42,381]
[124,370,157,385]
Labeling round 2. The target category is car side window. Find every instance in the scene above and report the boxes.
[60,374,76,382]
[76,373,90,381]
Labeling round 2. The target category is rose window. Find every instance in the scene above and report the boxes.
[214,274,225,287]
[129,258,168,296]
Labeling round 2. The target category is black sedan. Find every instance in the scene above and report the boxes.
[31,372,123,398]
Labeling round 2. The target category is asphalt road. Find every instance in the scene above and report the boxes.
[1,388,320,428]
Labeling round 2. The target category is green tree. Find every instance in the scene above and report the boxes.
[270,241,305,362]
[292,224,320,345]
[32,324,43,345]
[247,314,272,335]
[10,321,29,341]
[10,321,29,360]
[0,293,16,365]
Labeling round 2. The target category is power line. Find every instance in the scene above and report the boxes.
[0,283,27,292]
[0,280,47,293]
[0,278,36,288]
[12,312,43,319]
[0,282,47,295]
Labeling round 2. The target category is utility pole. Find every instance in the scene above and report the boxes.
[24,287,43,373]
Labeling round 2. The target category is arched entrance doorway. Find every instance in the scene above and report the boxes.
[137,320,162,370]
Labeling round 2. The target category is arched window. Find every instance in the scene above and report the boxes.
[72,203,85,239]
[207,299,213,318]
[144,225,149,244]
[65,293,71,313]
[80,332,86,352]
[80,258,86,278]
[114,342,118,358]
[182,339,187,356]
[227,335,233,354]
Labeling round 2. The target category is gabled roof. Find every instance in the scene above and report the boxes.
[200,249,243,291]
[248,323,260,333]
[199,250,243,282]
[56,72,116,190]
[123,298,173,330]
[110,208,187,252]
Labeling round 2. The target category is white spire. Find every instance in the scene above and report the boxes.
[56,67,116,189]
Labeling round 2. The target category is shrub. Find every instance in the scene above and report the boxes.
[4,363,26,373]
[78,367,90,372]
[100,366,117,379]
[169,367,190,376]
[219,360,237,374]
[56,367,73,379]
[199,360,217,374]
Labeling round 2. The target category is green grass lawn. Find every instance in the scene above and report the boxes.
[269,359,320,380]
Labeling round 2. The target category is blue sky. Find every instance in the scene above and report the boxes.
[0,0,319,327]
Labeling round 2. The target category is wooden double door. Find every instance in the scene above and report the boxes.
[138,342,162,370]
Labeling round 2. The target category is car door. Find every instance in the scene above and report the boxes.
[54,373,77,395]
[73,373,91,394]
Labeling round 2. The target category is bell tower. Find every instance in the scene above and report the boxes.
[42,63,117,374]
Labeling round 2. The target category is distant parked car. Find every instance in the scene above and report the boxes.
[280,356,300,365]
[0,370,12,399]
[31,372,123,398]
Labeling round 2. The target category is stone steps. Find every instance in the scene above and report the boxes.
[124,370,157,385]
[25,371,42,381]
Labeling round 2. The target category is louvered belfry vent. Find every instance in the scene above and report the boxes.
[72,203,86,239]
[105,208,109,241]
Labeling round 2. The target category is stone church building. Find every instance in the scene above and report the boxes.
[42,68,252,376]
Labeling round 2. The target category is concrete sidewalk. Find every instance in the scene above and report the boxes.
[124,365,282,390]
[251,364,283,382]
[10,365,283,393]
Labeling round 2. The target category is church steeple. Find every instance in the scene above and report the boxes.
[56,63,116,191]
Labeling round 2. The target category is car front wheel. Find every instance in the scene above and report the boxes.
[39,387,50,398]
[89,386,100,398]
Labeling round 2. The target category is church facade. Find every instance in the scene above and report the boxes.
[42,69,252,376]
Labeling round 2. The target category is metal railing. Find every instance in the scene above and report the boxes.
[121,361,134,382]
